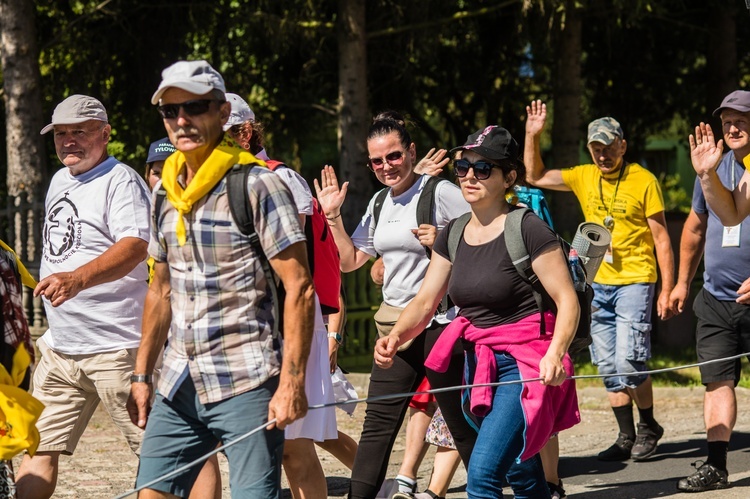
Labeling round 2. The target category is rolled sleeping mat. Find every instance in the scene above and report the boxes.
[571,222,611,284]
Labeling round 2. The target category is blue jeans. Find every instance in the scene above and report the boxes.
[590,283,655,392]
[464,351,549,499]
[136,375,284,498]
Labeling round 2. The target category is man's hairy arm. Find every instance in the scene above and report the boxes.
[647,212,676,320]
[34,237,148,306]
[669,209,706,314]
[267,241,315,429]
[128,261,172,428]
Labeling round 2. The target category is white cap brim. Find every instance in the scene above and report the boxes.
[151,81,222,105]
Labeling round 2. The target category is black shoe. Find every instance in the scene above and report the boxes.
[676,461,729,492]
[631,422,664,461]
[597,432,634,461]
[547,480,566,498]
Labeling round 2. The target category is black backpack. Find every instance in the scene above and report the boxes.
[446,208,593,353]
[372,175,451,312]
[372,175,447,258]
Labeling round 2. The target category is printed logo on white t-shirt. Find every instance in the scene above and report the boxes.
[43,193,82,264]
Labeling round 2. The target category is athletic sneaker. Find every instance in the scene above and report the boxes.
[392,492,442,499]
[376,479,399,498]
[548,479,567,498]
[631,422,664,461]
[676,461,730,492]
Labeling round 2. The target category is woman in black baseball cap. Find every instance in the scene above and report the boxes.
[376,125,581,498]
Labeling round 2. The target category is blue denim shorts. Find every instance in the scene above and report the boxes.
[136,375,284,498]
[589,283,655,391]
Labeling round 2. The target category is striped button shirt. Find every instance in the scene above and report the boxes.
[149,166,305,404]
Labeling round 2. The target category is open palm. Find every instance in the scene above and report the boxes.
[526,100,547,137]
[314,165,349,216]
[689,123,723,177]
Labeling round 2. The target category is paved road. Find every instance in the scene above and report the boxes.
[34,377,750,498]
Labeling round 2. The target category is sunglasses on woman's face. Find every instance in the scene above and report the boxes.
[157,99,218,120]
[453,159,500,180]
[367,151,404,170]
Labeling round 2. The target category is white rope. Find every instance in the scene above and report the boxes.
[112,350,750,498]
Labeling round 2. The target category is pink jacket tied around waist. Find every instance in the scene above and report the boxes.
[425,313,580,462]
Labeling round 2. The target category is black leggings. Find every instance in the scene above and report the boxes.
[348,322,476,499]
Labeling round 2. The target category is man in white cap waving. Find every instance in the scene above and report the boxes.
[128,60,314,499]
[16,94,151,499]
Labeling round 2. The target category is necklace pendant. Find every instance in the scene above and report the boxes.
[604,216,615,231]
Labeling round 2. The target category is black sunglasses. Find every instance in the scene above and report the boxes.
[453,159,500,180]
[157,99,218,119]
[367,151,404,170]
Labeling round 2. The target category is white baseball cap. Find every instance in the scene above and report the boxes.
[151,60,226,105]
[223,93,256,131]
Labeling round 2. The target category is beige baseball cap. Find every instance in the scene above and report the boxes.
[40,95,108,135]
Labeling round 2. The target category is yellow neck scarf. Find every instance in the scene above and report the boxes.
[160,135,264,245]
[0,240,37,288]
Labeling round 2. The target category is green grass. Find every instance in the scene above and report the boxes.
[570,346,750,388]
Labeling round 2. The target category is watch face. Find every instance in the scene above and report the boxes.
[604,216,615,231]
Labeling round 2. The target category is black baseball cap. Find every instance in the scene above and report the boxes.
[450,125,519,162]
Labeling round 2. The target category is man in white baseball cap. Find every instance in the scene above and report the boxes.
[130,61,314,498]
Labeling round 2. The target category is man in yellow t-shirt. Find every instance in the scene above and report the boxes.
[525,101,675,463]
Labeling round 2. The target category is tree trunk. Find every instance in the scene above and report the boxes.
[0,0,47,263]
[337,0,370,231]
[706,3,737,111]
[551,0,584,239]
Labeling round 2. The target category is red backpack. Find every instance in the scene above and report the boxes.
[264,160,342,315]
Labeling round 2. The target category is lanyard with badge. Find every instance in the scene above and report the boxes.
[599,163,626,263]
[722,160,742,247]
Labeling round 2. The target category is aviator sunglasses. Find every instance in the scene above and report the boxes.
[367,151,404,170]
[453,159,501,180]
[157,99,219,119]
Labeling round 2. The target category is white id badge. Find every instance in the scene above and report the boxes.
[604,243,614,264]
[722,224,741,247]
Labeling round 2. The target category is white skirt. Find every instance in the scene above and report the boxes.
[284,295,338,441]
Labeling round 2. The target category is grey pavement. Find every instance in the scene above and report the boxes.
[33,376,750,498]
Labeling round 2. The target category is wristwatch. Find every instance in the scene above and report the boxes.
[327,332,343,345]
[130,374,153,384]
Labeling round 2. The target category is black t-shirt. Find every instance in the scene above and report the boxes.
[433,209,560,328]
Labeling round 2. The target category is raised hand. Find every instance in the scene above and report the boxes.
[689,123,724,178]
[526,100,547,137]
[415,148,450,176]
[314,165,349,218]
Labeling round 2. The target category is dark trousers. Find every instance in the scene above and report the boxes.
[348,322,476,499]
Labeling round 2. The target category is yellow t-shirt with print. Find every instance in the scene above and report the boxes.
[561,163,665,285]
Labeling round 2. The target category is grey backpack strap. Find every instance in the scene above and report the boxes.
[447,213,472,263]
[505,207,548,334]
[152,186,167,234]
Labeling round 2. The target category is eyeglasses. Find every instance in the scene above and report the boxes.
[367,151,404,170]
[157,99,218,119]
[453,159,500,180]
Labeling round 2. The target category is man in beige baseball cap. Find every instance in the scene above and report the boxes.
[16,94,151,499]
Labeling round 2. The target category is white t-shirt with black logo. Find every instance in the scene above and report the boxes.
[40,156,151,355]
[351,175,469,317]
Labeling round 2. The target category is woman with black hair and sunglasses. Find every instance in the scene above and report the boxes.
[374,126,581,498]
[315,111,472,499]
